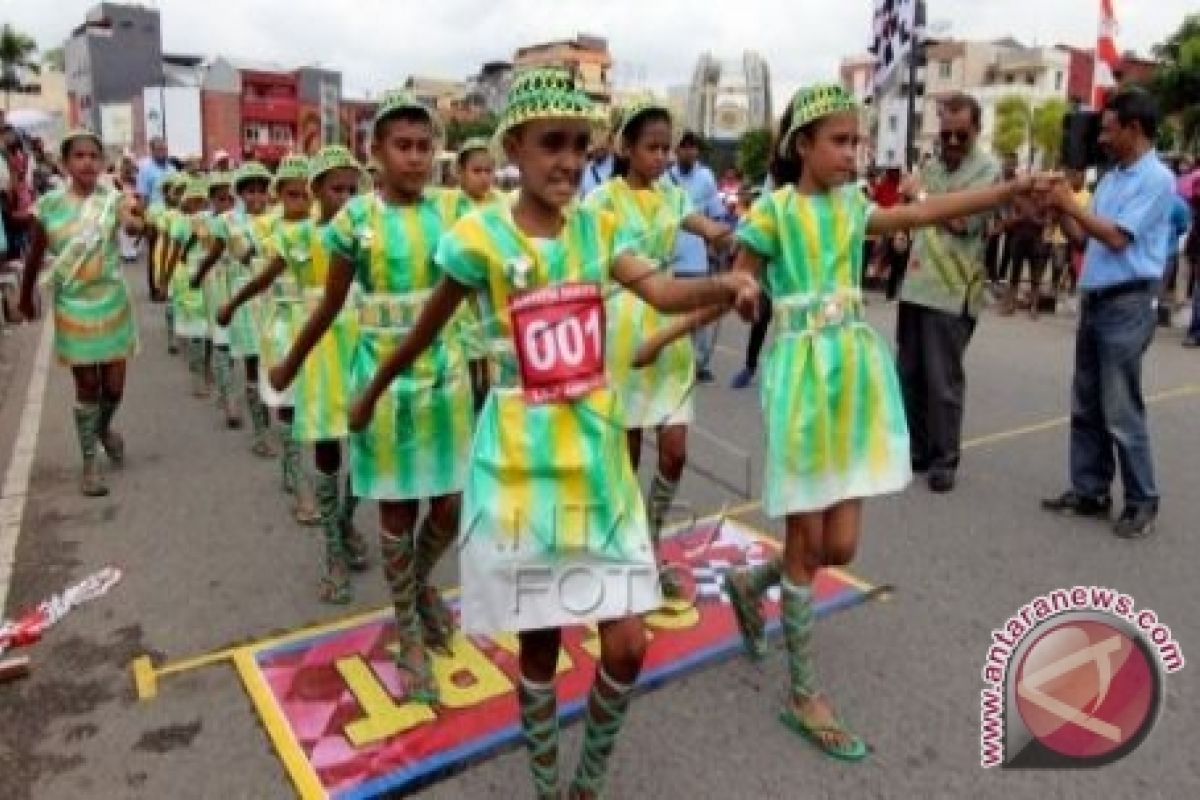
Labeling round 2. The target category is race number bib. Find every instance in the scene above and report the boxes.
[509,282,606,404]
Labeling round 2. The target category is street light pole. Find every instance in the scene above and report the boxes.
[904,0,927,171]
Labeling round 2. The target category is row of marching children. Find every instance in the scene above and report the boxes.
[20,67,1046,799]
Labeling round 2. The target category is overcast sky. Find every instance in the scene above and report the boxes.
[5,0,1194,105]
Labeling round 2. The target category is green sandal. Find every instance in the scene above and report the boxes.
[393,640,439,706]
[721,568,767,660]
[318,564,353,604]
[416,585,456,655]
[659,564,690,604]
[342,521,369,571]
[778,704,869,763]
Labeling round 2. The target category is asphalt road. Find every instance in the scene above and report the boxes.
[1,261,1197,800]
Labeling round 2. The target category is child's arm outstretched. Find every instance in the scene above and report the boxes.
[630,247,764,368]
[267,252,356,392]
[867,175,1037,237]
[682,212,732,249]
[217,253,285,326]
[348,276,470,432]
[190,236,226,289]
[162,235,191,296]
[610,250,758,317]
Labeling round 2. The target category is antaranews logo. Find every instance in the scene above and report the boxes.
[979,585,1184,768]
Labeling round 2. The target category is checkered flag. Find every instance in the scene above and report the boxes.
[869,0,919,90]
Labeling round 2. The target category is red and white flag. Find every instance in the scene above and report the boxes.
[1093,0,1120,108]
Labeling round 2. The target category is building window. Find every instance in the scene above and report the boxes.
[888,115,898,133]
[1026,75,1036,86]
[939,60,952,79]
[270,124,292,144]
[1055,71,1064,91]
[243,124,267,145]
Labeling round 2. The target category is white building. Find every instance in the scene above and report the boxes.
[856,38,1072,168]
[686,52,773,144]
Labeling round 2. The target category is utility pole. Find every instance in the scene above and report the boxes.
[904,0,927,171]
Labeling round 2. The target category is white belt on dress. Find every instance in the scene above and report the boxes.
[775,290,866,334]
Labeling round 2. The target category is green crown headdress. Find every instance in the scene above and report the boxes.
[307,145,366,188]
[181,177,209,203]
[272,155,310,192]
[779,84,860,157]
[457,137,492,158]
[615,100,675,144]
[493,67,605,147]
[371,89,443,141]
[234,161,272,190]
[206,171,234,192]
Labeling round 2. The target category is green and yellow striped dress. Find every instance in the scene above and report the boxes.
[325,189,473,500]
[35,186,138,366]
[453,188,510,362]
[272,217,358,441]
[221,209,268,359]
[154,206,178,292]
[737,184,911,517]
[256,210,300,409]
[586,178,695,428]
[434,202,660,634]
[144,200,165,276]
[199,212,231,346]
[168,211,210,339]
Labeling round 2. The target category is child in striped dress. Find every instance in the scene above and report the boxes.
[143,180,167,299]
[454,136,507,407]
[163,177,213,398]
[269,101,474,701]
[18,130,143,497]
[219,157,320,526]
[639,84,1038,762]
[219,162,278,457]
[154,178,185,353]
[347,69,759,800]
[227,149,366,599]
[585,102,730,600]
[190,172,242,428]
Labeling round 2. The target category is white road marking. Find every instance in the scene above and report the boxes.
[0,318,54,611]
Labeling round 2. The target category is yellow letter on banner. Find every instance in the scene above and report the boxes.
[432,633,515,709]
[645,598,701,631]
[338,656,436,747]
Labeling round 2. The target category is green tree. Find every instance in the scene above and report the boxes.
[992,95,1031,158]
[1031,98,1068,166]
[0,23,40,110]
[1148,13,1200,152]
[736,127,772,185]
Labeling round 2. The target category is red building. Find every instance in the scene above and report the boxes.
[202,89,241,163]
[1059,46,1160,107]
[339,98,378,162]
[240,68,299,162]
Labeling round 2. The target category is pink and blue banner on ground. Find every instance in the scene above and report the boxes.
[234,518,876,799]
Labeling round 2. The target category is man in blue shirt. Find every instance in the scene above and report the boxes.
[663,130,727,381]
[579,131,614,197]
[1042,90,1174,539]
[135,137,175,205]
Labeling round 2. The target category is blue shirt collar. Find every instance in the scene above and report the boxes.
[1116,148,1157,175]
